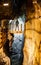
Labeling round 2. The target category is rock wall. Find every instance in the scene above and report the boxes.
[0,20,10,65]
[23,18,41,65]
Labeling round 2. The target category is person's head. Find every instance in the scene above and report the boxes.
[8,33,14,41]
